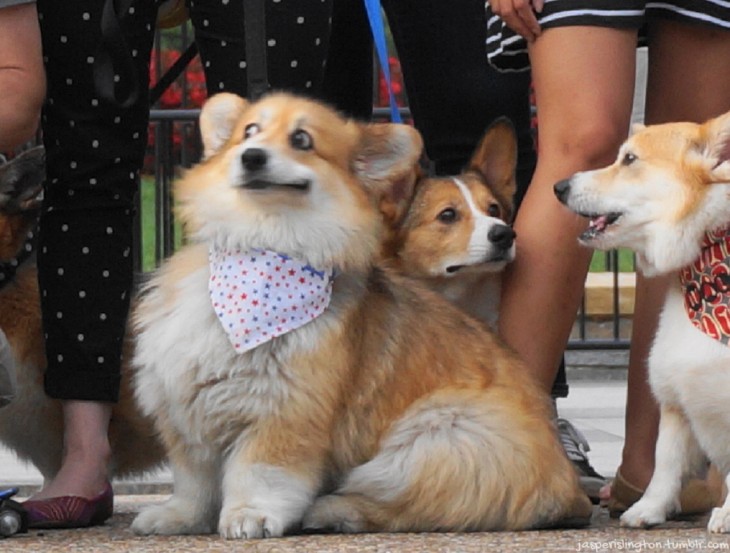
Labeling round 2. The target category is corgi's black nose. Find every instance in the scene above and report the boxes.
[241,148,268,172]
[488,224,516,249]
[554,179,571,204]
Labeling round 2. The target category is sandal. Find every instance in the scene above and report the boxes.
[607,467,723,518]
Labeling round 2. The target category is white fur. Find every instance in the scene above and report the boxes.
[132,244,348,537]
[185,143,372,270]
[304,390,573,532]
[558,117,730,532]
[442,178,515,275]
[218,462,315,539]
[427,178,514,327]
[622,288,730,529]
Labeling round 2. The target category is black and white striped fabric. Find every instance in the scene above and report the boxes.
[486,0,730,72]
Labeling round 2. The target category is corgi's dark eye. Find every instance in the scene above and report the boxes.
[487,203,501,218]
[621,152,637,166]
[290,129,313,151]
[437,208,458,224]
[244,123,260,139]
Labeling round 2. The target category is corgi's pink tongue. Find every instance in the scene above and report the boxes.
[589,215,609,232]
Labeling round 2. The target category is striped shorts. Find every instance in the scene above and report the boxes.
[486,0,730,72]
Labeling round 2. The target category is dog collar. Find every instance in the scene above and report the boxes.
[208,247,335,353]
[679,226,730,346]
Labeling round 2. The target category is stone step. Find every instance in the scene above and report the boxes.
[583,271,636,317]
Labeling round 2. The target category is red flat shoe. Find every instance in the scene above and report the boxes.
[23,482,114,529]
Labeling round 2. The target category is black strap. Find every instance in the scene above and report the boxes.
[0,229,37,293]
[93,0,140,109]
[149,42,200,106]
[95,0,271,108]
[243,0,270,100]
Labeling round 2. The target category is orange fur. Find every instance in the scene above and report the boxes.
[131,94,590,538]
[555,111,730,533]
[387,120,519,326]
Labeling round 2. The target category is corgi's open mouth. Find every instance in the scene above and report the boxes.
[242,179,311,192]
[579,212,622,240]
[446,256,510,274]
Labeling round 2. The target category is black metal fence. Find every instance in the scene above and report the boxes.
[141,108,633,351]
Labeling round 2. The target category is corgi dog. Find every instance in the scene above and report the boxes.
[386,119,517,328]
[130,92,591,539]
[554,111,730,533]
[0,147,164,482]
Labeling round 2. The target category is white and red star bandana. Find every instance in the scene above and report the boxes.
[679,226,730,346]
[208,247,335,353]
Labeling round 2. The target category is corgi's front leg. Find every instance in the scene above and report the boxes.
[708,471,730,533]
[621,405,702,528]
[218,428,324,539]
[132,449,221,535]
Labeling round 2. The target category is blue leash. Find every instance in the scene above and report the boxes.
[363,0,402,123]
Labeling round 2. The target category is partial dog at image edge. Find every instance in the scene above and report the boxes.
[0,147,165,483]
[554,110,730,533]
[130,91,592,539]
[385,118,517,328]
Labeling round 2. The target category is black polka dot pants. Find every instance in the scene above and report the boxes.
[36,0,332,402]
[189,0,332,97]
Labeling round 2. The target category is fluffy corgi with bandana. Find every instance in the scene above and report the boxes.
[386,119,517,328]
[131,92,591,539]
[554,111,730,533]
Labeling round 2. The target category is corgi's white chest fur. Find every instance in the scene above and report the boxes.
[650,284,730,459]
[651,286,730,397]
[132,244,327,448]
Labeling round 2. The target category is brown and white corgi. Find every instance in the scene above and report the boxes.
[386,119,517,328]
[0,147,164,483]
[130,92,591,539]
[555,111,730,533]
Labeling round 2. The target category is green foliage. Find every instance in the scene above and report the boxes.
[589,249,635,273]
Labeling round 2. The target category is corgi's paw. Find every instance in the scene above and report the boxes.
[218,506,285,539]
[620,499,668,528]
[302,494,367,534]
[132,500,214,535]
[708,506,730,533]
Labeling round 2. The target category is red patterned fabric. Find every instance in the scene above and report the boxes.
[679,227,730,345]
[23,482,113,529]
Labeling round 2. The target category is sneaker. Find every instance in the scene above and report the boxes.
[557,418,606,503]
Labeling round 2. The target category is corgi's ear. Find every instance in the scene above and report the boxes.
[705,110,730,182]
[378,164,422,229]
[469,117,518,217]
[354,122,423,199]
[199,93,249,159]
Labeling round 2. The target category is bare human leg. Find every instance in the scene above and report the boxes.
[498,26,637,392]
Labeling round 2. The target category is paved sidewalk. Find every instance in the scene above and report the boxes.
[6,502,730,553]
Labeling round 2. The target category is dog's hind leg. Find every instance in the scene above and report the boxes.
[304,390,585,533]
[217,422,326,539]
[621,405,704,528]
